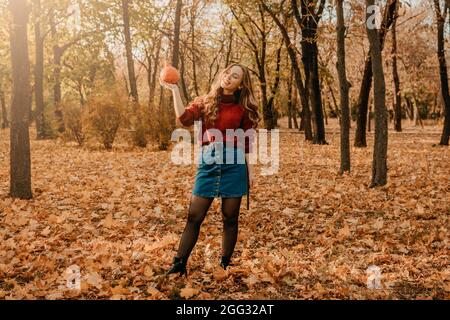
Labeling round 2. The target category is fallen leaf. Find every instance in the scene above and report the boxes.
[85,272,103,289]
[243,274,259,288]
[213,267,228,281]
[337,225,351,238]
[180,287,199,299]
[111,286,129,295]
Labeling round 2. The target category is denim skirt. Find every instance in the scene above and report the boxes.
[192,142,248,198]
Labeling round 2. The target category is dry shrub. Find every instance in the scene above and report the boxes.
[35,102,59,140]
[62,101,85,146]
[126,101,150,148]
[84,90,127,150]
[147,99,176,150]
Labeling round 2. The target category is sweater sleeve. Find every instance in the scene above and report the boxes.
[241,109,256,154]
[178,100,202,127]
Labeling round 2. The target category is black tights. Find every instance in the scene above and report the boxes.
[175,195,242,261]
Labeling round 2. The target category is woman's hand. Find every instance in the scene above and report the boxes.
[161,78,184,122]
[160,79,179,91]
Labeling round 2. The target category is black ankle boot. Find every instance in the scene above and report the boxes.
[220,256,231,270]
[166,256,188,276]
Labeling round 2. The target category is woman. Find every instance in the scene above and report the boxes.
[160,63,259,277]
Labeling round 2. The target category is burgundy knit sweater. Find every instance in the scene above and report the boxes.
[178,93,256,154]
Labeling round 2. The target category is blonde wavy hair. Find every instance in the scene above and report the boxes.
[192,63,260,128]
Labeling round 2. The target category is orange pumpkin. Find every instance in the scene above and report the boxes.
[160,62,180,84]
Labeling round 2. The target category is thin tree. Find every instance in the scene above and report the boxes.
[336,0,351,173]
[179,46,191,103]
[187,0,205,97]
[122,0,139,103]
[9,0,32,199]
[366,0,388,187]
[48,5,88,133]
[354,0,397,147]
[287,63,295,129]
[33,0,48,139]
[260,0,313,141]
[434,0,450,145]
[172,0,182,70]
[0,83,8,129]
[291,0,327,144]
[392,0,402,132]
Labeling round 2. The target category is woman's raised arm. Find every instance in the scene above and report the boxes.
[160,79,186,127]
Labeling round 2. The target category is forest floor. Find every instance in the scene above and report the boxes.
[0,118,448,299]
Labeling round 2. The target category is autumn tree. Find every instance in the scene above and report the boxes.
[186,0,205,98]
[122,0,139,103]
[286,63,299,129]
[133,2,167,106]
[47,1,95,133]
[0,2,9,129]
[354,0,397,147]
[336,0,351,173]
[433,0,450,145]
[291,0,327,144]
[366,0,388,187]
[32,0,60,139]
[9,0,32,199]
[260,0,313,141]
[33,0,47,138]
[0,83,8,129]
[391,0,402,132]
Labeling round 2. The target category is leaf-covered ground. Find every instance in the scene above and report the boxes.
[0,119,448,300]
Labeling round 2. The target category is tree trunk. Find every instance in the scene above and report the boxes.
[310,43,326,144]
[392,2,402,132]
[149,36,161,106]
[327,80,341,120]
[9,0,32,199]
[287,64,294,129]
[294,0,327,144]
[434,0,450,145]
[261,1,312,140]
[190,7,200,97]
[366,0,388,187]
[355,0,397,147]
[53,46,64,133]
[257,7,276,130]
[224,24,233,68]
[354,58,372,146]
[414,96,424,128]
[34,0,47,139]
[292,90,299,129]
[49,9,64,133]
[147,52,153,107]
[0,86,8,129]
[336,0,351,174]
[172,0,182,69]
[180,47,191,103]
[122,0,139,103]
[267,45,283,128]
[405,95,414,120]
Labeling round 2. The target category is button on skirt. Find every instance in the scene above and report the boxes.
[192,142,248,198]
